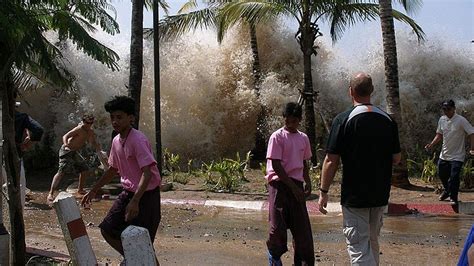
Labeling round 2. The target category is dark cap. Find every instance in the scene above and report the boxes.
[441,100,455,109]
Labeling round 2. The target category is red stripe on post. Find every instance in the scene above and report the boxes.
[67,218,87,240]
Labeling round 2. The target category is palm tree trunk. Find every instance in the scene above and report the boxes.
[301,0,318,165]
[153,0,162,172]
[1,76,26,265]
[129,0,144,129]
[0,91,9,266]
[249,23,267,161]
[379,0,410,186]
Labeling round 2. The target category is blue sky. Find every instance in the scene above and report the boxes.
[110,0,473,49]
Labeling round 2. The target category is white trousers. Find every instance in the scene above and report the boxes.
[342,205,386,266]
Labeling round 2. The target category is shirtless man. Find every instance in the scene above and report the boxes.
[47,114,106,203]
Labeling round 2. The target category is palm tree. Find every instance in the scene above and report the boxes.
[378,0,424,186]
[152,0,170,172]
[0,0,119,262]
[129,0,145,129]
[130,0,169,130]
[157,1,269,161]
[219,0,424,165]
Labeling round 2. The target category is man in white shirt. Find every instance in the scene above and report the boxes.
[425,100,474,205]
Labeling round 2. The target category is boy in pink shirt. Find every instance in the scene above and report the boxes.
[82,96,161,260]
[265,102,314,266]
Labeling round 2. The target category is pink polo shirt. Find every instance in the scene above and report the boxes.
[109,128,161,192]
[265,127,312,182]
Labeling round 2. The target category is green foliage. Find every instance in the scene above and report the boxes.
[0,0,120,92]
[461,158,474,189]
[171,172,191,185]
[259,162,266,176]
[202,152,250,192]
[217,0,424,44]
[187,159,198,175]
[164,148,181,172]
[163,148,191,184]
[309,162,321,191]
[407,152,437,184]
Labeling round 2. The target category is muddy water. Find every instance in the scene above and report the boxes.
[10,193,471,265]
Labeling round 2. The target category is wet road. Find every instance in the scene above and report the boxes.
[15,194,472,265]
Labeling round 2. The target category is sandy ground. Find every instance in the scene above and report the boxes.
[2,169,474,265]
[20,192,472,265]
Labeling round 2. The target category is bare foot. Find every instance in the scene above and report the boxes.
[46,194,55,206]
[74,192,86,199]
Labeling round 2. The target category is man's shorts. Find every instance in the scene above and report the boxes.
[99,187,161,242]
[57,145,89,174]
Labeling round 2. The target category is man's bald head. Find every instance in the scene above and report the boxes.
[350,72,374,97]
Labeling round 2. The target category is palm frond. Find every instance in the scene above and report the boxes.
[356,0,422,16]
[178,0,198,14]
[73,15,98,33]
[218,1,290,36]
[145,0,169,14]
[394,0,422,15]
[391,8,425,42]
[159,7,219,41]
[159,0,170,15]
[72,0,120,35]
[51,10,120,71]
[12,68,43,92]
[14,34,73,89]
[1,0,119,92]
[324,2,380,42]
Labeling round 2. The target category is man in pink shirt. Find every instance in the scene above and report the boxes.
[265,102,314,266]
[82,96,161,261]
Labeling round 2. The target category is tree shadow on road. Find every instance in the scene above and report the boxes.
[393,183,434,192]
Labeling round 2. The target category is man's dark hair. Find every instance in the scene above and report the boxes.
[104,96,135,115]
[282,102,303,119]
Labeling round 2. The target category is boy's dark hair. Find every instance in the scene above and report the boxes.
[104,96,135,115]
[282,102,302,119]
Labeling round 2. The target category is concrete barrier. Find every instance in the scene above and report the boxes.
[121,225,157,266]
[53,192,96,265]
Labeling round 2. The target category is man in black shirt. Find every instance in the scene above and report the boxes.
[318,72,401,265]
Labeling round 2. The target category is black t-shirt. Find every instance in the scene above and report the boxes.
[326,104,401,208]
[15,111,44,157]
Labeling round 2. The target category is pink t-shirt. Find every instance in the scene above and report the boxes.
[265,127,312,182]
[109,128,161,192]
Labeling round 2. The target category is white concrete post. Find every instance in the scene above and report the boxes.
[53,192,96,265]
[121,225,157,266]
[0,140,10,266]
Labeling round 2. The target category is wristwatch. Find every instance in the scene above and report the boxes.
[319,187,329,194]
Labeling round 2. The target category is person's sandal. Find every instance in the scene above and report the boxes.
[438,192,449,201]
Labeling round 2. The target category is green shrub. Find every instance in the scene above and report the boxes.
[408,152,437,183]
[163,148,181,172]
[163,148,191,184]
[259,162,266,176]
[309,162,321,191]
[172,172,191,185]
[462,158,474,189]
[202,152,250,192]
